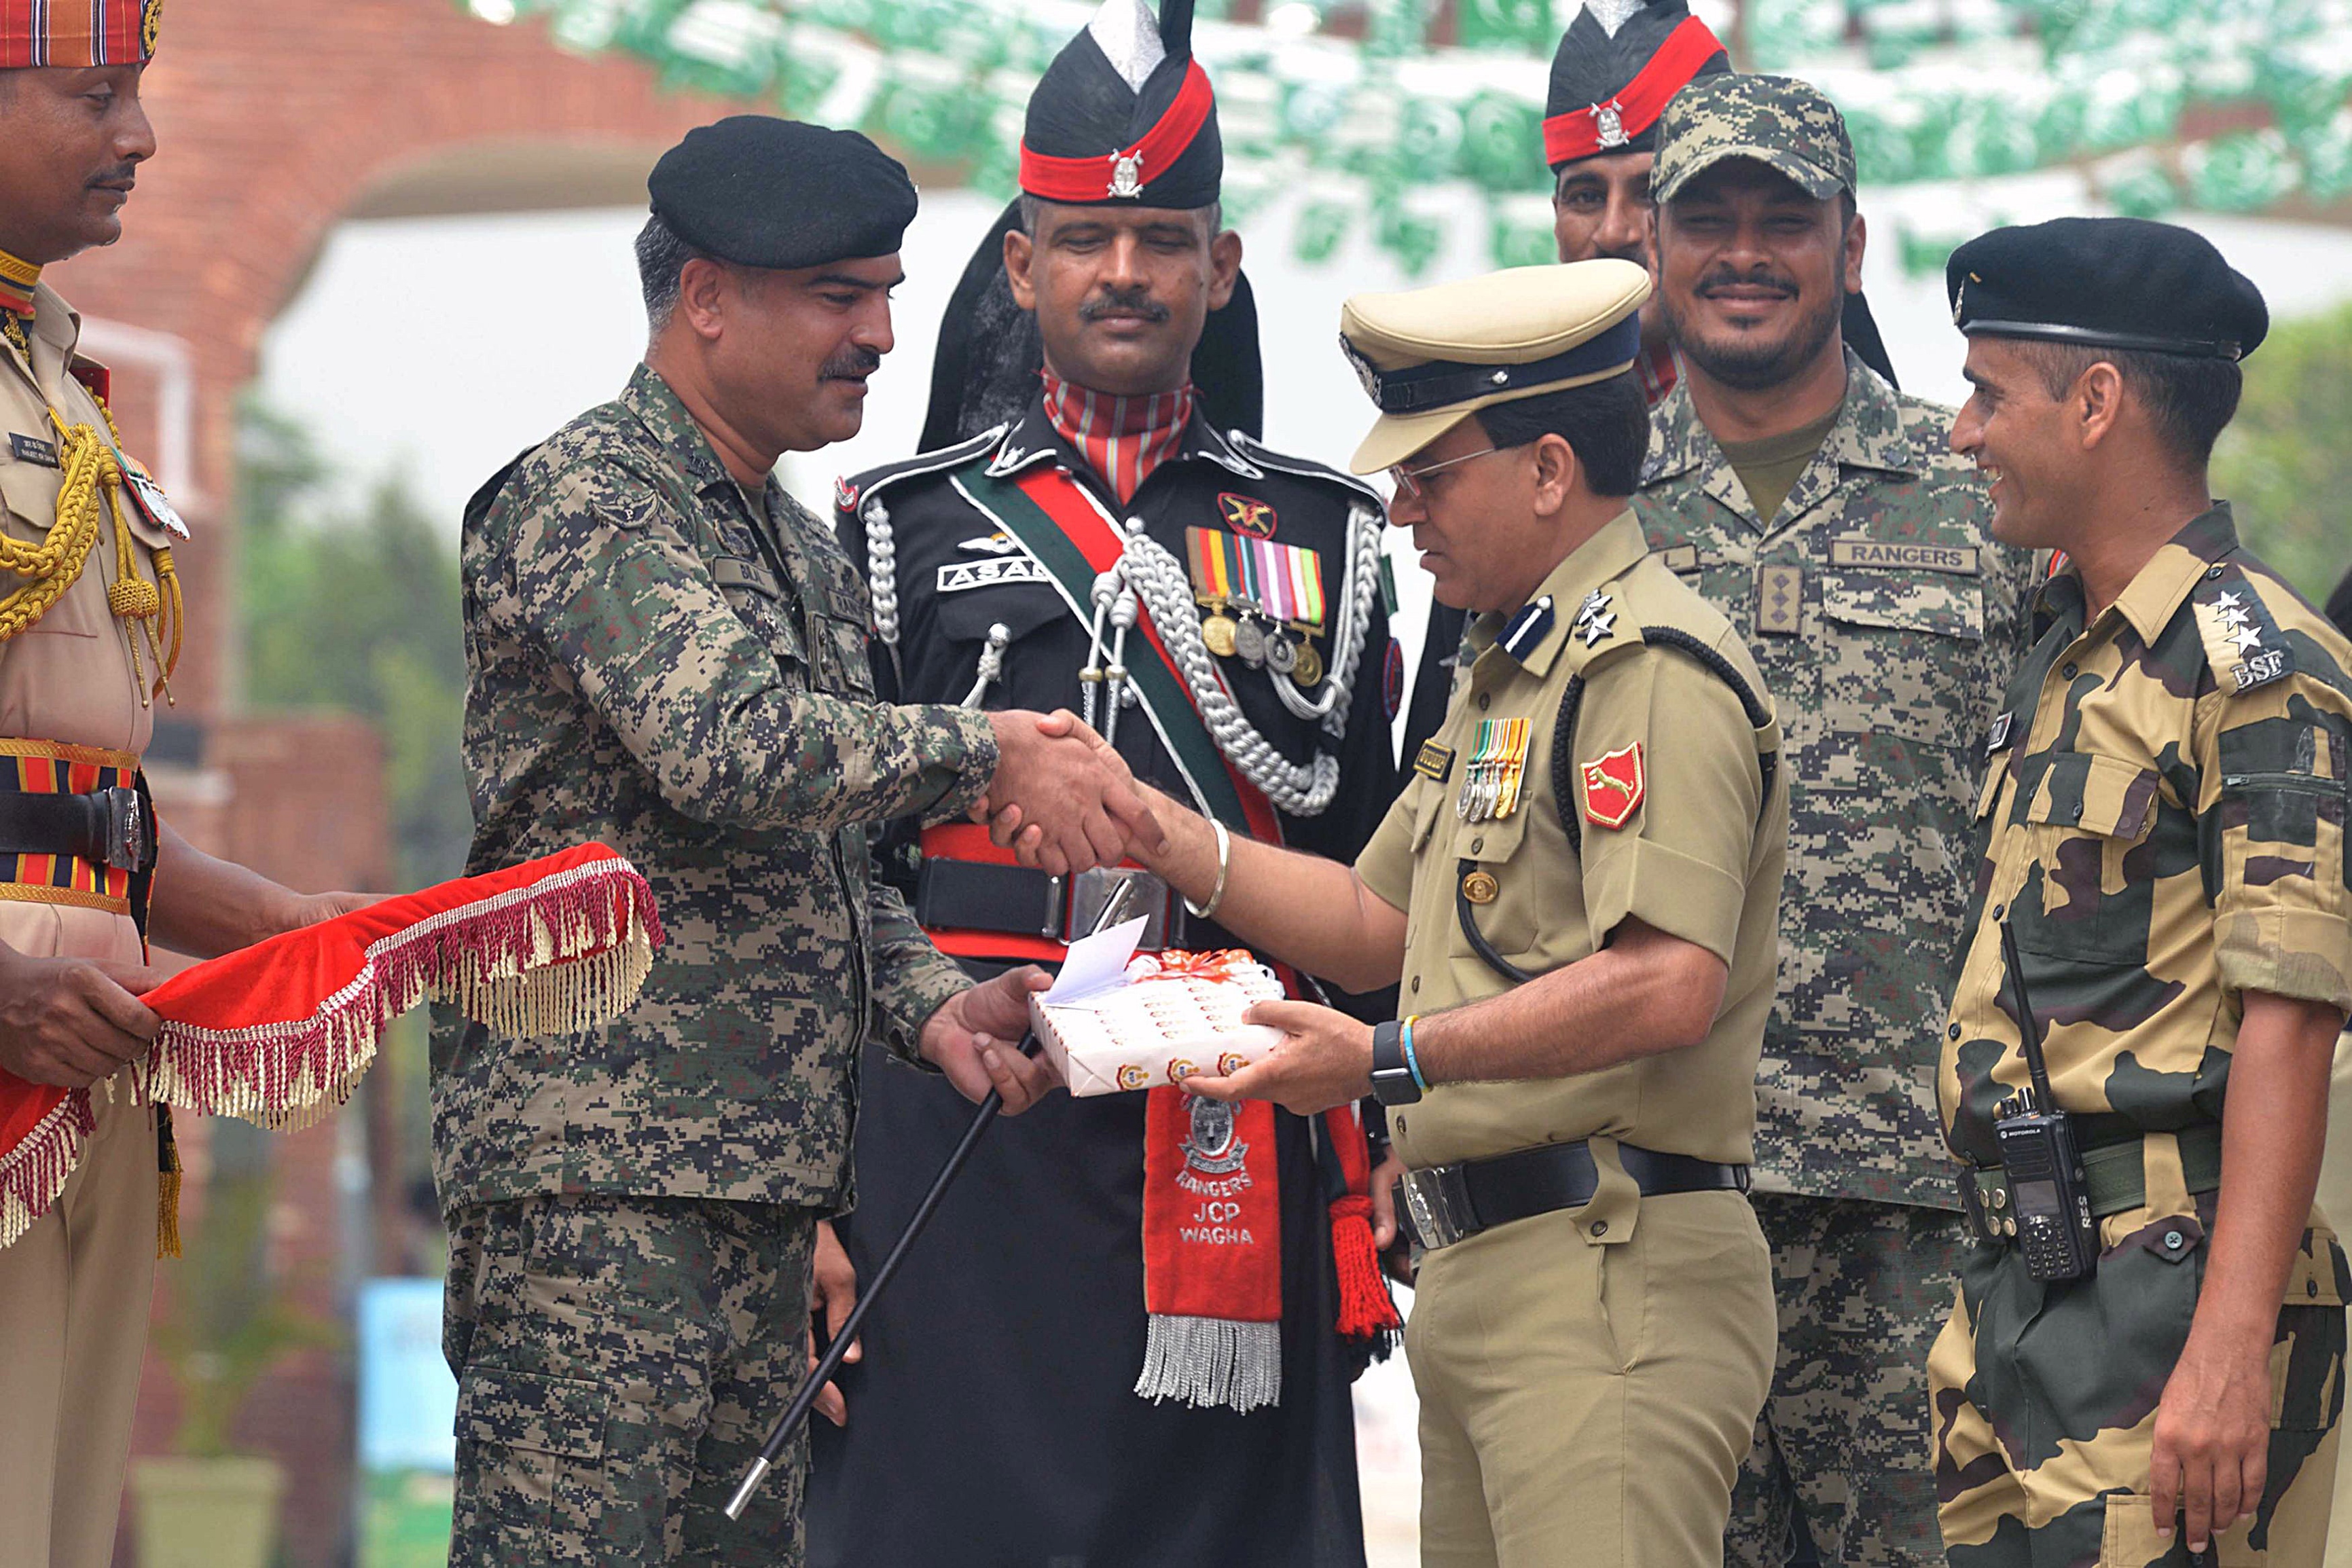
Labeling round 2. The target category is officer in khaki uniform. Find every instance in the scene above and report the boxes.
[1053,258,1790,1566]
[1929,219,2351,1566]
[0,11,369,1564]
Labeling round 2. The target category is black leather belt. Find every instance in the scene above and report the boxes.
[915,858,1185,950]
[1400,1139,1750,1250]
[0,784,154,873]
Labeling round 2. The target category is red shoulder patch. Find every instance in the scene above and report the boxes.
[1218,492,1276,539]
[1578,743,1645,829]
[834,475,861,513]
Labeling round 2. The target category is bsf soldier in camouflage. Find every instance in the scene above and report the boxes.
[1635,75,2040,1565]
[439,119,1125,1565]
[1931,218,2349,1566]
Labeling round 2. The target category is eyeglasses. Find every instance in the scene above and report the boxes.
[1388,444,1504,501]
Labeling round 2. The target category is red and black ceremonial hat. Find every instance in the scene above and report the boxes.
[1020,0,1221,211]
[0,0,162,69]
[1543,0,1729,171]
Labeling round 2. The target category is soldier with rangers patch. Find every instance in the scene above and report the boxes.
[1634,74,2042,1566]
[1397,2,1904,892]
[1932,218,2351,1566]
[1064,257,1789,1567]
[804,5,1402,1565]
[438,117,1151,1566]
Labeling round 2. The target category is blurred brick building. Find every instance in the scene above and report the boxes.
[41,3,735,1562]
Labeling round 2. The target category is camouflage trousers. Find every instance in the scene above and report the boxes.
[1930,1185,2347,1566]
[442,1194,818,1566]
[1726,1193,1966,1568]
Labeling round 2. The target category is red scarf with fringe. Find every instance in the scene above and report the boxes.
[0,843,662,1249]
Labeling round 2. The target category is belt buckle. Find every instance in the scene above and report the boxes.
[1400,1165,1477,1251]
[100,786,146,873]
[1066,867,1170,949]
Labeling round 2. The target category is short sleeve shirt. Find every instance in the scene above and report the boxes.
[1940,505,2352,1164]
[1357,511,1789,1170]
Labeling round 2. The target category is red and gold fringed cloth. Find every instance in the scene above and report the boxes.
[0,842,664,1247]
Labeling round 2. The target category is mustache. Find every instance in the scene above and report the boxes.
[1697,266,1799,298]
[86,162,138,189]
[820,346,882,380]
[1080,287,1170,325]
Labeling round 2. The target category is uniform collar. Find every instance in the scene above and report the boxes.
[1472,509,1648,681]
[29,282,79,354]
[2094,502,2242,644]
[983,393,1264,485]
[623,362,749,497]
[1642,347,1920,491]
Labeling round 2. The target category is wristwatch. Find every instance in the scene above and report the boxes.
[1370,1019,1422,1106]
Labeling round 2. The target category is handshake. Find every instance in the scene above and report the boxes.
[978,709,1166,876]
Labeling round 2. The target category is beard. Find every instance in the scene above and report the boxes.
[1663,272,1844,392]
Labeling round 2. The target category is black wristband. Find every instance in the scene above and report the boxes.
[1370,1019,1421,1106]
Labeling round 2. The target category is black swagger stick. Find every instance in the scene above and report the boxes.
[724,876,1139,1519]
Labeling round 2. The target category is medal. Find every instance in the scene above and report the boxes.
[1265,630,1298,675]
[1202,610,1239,658]
[1290,640,1324,689]
[1233,615,1267,667]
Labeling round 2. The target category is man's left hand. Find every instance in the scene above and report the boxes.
[1180,1000,1372,1117]
[2150,1326,2273,1552]
[920,966,1062,1112]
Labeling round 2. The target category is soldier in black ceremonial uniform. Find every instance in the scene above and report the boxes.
[803,4,1402,1566]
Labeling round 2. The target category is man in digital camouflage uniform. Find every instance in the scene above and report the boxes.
[1396,0,1904,795]
[1634,75,2042,1566]
[1932,216,2350,1566]
[438,117,1153,1565]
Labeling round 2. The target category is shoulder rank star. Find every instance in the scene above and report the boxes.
[1574,588,1616,647]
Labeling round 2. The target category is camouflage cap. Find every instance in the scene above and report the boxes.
[1651,73,1856,205]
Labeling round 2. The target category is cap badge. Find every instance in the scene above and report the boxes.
[1339,336,1383,404]
[143,0,164,57]
[1591,99,1628,150]
[1108,149,1146,199]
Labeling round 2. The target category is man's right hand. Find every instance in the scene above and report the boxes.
[981,708,1165,877]
[0,945,169,1088]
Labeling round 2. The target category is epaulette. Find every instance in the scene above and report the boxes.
[833,424,1005,518]
[2189,561,2294,695]
[1561,585,1645,671]
[1223,430,1385,507]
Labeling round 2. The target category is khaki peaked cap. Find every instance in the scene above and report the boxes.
[1338,259,1651,474]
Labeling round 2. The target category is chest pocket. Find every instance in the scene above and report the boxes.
[1448,771,1544,962]
[935,577,1063,650]
[712,555,808,687]
[813,584,877,700]
[2014,750,2163,964]
[1816,571,1985,748]
[0,452,101,638]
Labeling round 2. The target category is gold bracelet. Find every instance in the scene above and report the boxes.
[1183,818,1232,920]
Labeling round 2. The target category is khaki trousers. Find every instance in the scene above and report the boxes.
[0,1082,157,1568]
[1407,1189,1776,1568]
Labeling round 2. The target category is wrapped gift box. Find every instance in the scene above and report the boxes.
[1031,924,1285,1097]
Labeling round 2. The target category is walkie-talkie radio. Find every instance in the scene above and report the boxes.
[1992,922,2098,1282]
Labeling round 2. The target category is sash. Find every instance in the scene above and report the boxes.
[952,462,1399,1404]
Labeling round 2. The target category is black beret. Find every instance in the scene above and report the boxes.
[649,116,918,270]
[1947,217,2267,362]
